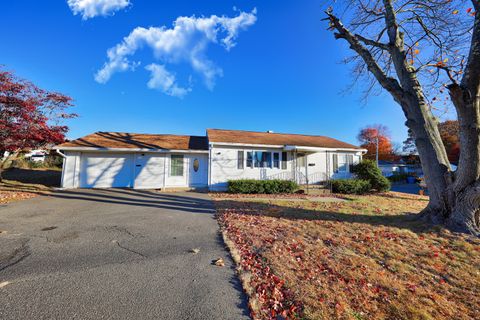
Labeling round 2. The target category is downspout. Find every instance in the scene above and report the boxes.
[208,144,212,191]
[56,149,66,158]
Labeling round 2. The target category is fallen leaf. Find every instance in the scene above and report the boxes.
[213,258,225,267]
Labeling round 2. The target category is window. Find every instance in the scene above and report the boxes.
[254,151,272,168]
[347,155,354,172]
[281,152,287,169]
[336,154,348,173]
[237,151,244,169]
[297,153,306,167]
[273,153,280,169]
[170,155,184,176]
[246,152,253,168]
[333,154,339,173]
[193,158,199,172]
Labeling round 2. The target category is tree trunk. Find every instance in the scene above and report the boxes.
[326,1,480,235]
[399,93,452,225]
[443,83,480,235]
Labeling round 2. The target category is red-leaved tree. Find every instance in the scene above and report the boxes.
[357,124,396,161]
[439,120,460,164]
[0,68,76,181]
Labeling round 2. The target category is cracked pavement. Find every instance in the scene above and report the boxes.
[0,189,249,319]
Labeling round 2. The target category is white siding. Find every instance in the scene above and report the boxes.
[133,153,166,189]
[61,152,80,188]
[209,147,363,190]
[209,146,293,191]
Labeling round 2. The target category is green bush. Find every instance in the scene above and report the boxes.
[387,173,409,183]
[351,160,391,192]
[227,179,298,194]
[331,179,371,194]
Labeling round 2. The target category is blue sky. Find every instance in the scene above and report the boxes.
[1,0,413,145]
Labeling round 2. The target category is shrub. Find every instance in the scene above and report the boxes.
[331,179,371,194]
[228,179,298,194]
[351,160,391,192]
[387,173,409,183]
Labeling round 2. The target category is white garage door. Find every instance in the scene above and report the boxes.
[79,153,134,188]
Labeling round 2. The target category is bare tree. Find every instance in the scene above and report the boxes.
[324,0,480,235]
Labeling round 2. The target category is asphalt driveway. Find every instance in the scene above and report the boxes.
[0,189,249,320]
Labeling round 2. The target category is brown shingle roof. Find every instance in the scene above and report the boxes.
[207,129,362,149]
[57,132,208,151]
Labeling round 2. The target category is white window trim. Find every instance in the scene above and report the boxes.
[243,150,284,169]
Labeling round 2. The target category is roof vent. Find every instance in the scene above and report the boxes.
[266,130,274,133]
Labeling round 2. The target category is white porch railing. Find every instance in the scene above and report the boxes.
[265,171,329,185]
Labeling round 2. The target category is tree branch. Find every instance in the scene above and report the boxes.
[326,10,404,102]
[461,10,480,95]
[355,34,390,50]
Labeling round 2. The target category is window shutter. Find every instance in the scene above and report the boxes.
[281,152,287,169]
[237,151,244,169]
[333,154,338,173]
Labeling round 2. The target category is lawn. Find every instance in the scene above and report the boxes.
[0,168,61,204]
[213,192,480,320]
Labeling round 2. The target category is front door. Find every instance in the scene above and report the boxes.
[188,154,208,187]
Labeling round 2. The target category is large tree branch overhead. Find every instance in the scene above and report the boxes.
[326,10,404,102]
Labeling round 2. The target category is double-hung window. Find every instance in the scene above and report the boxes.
[246,152,253,168]
[253,151,272,168]
[281,152,287,169]
[334,154,349,173]
[170,155,184,176]
[273,152,280,169]
[237,151,244,169]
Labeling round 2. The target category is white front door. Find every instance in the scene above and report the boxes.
[188,154,208,187]
[166,154,187,187]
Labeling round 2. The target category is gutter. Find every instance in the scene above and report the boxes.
[284,145,367,153]
[55,149,66,158]
[56,147,209,154]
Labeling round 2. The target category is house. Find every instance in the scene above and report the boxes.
[24,149,48,162]
[56,129,366,191]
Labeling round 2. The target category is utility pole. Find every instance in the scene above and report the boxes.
[375,135,379,166]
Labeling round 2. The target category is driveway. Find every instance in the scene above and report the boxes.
[0,189,249,320]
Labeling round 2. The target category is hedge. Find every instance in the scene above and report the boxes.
[351,160,391,192]
[387,173,409,183]
[227,179,298,194]
[331,179,372,195]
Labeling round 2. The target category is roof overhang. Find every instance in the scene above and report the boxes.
[284,145,367,153]
[209,142,285,148]
[56,147,209,154]
[210,142,366,153]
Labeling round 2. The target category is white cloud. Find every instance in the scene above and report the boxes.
[94,9,257,97]
[145,64,191,98]
[67,0,130,19]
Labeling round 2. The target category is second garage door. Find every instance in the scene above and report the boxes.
[79,153,134,188]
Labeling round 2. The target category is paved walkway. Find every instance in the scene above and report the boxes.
[0,189,249,320]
